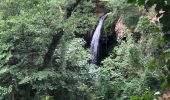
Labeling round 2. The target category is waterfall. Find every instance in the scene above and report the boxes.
[90,14,108,64]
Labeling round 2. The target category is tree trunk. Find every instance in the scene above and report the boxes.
[40,0,82,70]
[64,0,82,19]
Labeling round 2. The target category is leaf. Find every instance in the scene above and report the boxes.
[0,67,10,75]
[19,76,32,84]
[137,0,146,6]
[128,0,137,3]
[147,60,156,69]
[161,79,170,90]
[167,0,170,5]
[130,96,141,100]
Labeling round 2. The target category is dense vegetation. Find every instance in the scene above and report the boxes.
[0,0,170,100]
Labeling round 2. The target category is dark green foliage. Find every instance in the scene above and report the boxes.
[127,0,170,32]
[135,16,159,33]
[0,0,170,100]
[130,91,154,100]
[102,13,115,37]
[108,0,141,29]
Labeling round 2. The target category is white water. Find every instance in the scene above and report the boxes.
[90,14,108,64]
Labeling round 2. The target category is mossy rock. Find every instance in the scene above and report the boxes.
[101,13,117,38]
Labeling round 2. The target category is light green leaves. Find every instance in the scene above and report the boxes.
[135,16,159,34]
[19,70,57,84]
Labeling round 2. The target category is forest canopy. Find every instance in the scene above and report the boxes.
[0,0,170,100]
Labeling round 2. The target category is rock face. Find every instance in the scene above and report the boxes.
[160,90,170,100]
[91,0,108,17]
[84,0,110,42]
[115,18,126,40]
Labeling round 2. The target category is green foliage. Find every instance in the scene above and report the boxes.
[161,79,170,90]
[130,91,154,100]
[0,0,94,99]
[0,0,169,99]
[94,35,151,99]
[127,0,170,7]
[73,1,97,36]
[102,13,115,37]
[135,16,159,33]
[107,0,140,29]
[46,96,53,100]
[0,85,12,97]
[128,0,170,32]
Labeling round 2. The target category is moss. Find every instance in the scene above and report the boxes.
[101,13,116,38]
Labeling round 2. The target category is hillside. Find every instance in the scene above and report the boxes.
[0,0,170,100]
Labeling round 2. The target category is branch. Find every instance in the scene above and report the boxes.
[64,0,82,19]
[39,29,63,71]
[40,0,82,70]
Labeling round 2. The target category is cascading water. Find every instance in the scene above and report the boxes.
[90,14,108,64]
